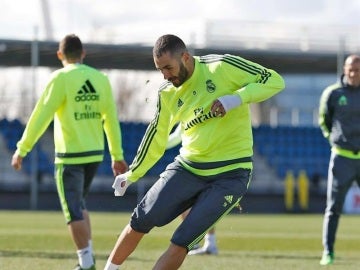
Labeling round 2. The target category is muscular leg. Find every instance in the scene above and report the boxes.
[107,224,145,265]
[153,243,187,270]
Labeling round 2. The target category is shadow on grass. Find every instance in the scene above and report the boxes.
[0,250,151,262]
[0,250,74,260]
[219,251,320,261]
[235,253,357,265]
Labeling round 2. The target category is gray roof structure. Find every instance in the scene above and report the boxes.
[0,39,339,73]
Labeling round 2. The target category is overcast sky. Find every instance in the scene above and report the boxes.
[1,0,360,45]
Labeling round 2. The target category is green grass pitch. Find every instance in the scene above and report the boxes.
[0,210,359,269]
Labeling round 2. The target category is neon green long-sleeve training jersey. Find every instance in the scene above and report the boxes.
[16,63,124,164]
[126,54,285,182]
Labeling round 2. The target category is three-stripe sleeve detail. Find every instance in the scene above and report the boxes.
[199,54,271,84]
[130,91,162,171]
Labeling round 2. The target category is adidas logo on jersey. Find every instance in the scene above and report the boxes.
[75,80,100,102]
[224,195,233,204]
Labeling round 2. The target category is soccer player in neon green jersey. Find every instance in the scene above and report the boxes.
[11,34,128,270]
[105,34,285,270]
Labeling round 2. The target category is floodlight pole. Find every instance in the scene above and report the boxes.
[30,26,39,210]
[337,36,345,81]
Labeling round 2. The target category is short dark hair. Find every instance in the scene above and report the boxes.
[153,34,187,58]
[59,34,83,59]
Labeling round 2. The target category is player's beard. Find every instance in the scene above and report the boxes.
[170,61,189,87]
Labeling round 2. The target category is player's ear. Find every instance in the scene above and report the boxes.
[181,51,191,64]
[81,49,86,59]
[57,50,64,61]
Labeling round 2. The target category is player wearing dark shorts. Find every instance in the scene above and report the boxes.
[11,34,128,270]
[131,160,250,250]
[105,34,285,270]
[56,162,100,223]
[166,124,219,255]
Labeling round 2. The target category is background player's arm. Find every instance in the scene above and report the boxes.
[15,75,65,158]
[318,87,334,140]
[101,77,127,175]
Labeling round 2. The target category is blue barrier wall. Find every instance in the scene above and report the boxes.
[0,119,330,180]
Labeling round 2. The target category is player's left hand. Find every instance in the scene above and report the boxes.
[211,99,226,117]
[211,94,242,117]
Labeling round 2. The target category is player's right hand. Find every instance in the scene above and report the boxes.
[11,151,23,171]
[112,174,131,196]
[112,160,128,176]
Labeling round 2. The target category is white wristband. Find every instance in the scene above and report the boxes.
[217,95,242,112]
[112,174,131,196]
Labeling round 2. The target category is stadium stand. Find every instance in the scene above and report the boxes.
[0,118,330,183]
[0,119,180,179]
[253,125,331,179]
[0,118,54,177]
[97,122,181,176]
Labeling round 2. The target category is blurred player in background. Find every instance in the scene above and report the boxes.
[318,54,360,266]
[11,34,128,270]
[167,124,218,255]
[105,34,285,270]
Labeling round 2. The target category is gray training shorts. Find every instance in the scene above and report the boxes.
[55,162,100,223]
[130,159,251,251]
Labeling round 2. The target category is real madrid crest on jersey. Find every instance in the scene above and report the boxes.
[206,79,216,93]
[338,95,347,106]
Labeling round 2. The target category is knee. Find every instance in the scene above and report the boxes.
[130,211,170,233]
[126,224,146,237]
[167,243,188,256]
